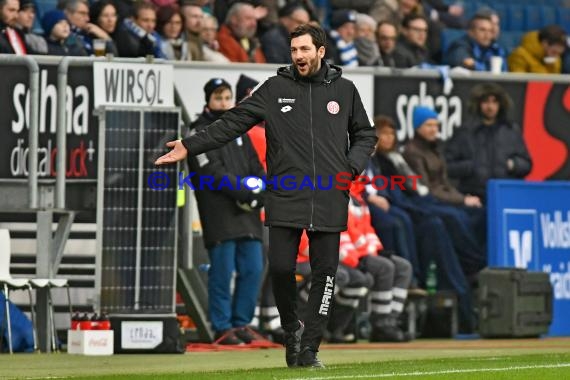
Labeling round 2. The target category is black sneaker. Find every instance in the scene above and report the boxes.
[234,326,257,344]
[214,330,244,345]
[369,326,406,342]
[298,346,325,368]
[284,321,304,367]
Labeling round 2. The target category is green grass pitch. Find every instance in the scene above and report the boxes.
[1,338,569,379]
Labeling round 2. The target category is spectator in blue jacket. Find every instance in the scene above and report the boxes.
[445,14,507,72]
[114,1,166,58]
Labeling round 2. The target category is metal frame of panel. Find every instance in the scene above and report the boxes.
[95,106,180,315]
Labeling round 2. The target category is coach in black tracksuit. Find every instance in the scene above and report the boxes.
[156,24,377,368]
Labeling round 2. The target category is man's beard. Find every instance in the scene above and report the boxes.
[295,55,320,76]
[234,25,255,40]
[482,110,498,124]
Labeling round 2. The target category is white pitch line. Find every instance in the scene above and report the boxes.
[280,362,570,380]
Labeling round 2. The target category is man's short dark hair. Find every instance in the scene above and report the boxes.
[278,1,306,19]
[133,1,156,18]
[538,24,566,46]
[290,23,326,50]
[474,6,498,19]
[468,14,492,29]
[377,20,398,31]
[402,13,427,29]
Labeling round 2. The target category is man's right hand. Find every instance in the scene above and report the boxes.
[464,195,482,208]
[368,194,390,211]
[155,140,188,165]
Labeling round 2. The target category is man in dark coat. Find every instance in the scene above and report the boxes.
[0,0,29,54]
[446,83,532,201]
[187,78,265,345]
[260,2,310,64]
[156,24,377,368]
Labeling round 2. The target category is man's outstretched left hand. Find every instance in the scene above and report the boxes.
[155,140,188,165]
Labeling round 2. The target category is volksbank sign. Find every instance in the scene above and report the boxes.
[93,62,174,108]
[488,180,570,336]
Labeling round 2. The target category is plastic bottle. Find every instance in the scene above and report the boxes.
[91,313,100,330]
[426,260,438,295]
[71,312,81,330]
[98,314,111,330]
[79,313,92,330]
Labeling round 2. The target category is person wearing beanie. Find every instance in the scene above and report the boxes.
[405,105,480,207]
[202,77,232,106]
[403,105,486,282]
[235,74,259,103]
[15,0,47,54]
[42,9,87,56]
[411,105,438,130]
[325,9,358,67]
[186,77,265,346]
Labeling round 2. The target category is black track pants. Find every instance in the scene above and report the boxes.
[268,226,340,349]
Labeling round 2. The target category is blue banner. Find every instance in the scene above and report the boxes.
[488,180,570,336]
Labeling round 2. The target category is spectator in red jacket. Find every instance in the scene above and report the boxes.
[217,2,266,63]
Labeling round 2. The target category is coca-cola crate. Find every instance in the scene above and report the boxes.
[67,330,114,355]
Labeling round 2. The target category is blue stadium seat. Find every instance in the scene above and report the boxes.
[462,2,478,19]
[545,0,562,6]
[558,8,570,34]
[540,6,558,28]
[492,4,507,28]
[440,29,465,54]
[525,6,542,30]
[506,4,525,31]
[35,0,58,19]
[31,0,55,34]
[498,31,524,55]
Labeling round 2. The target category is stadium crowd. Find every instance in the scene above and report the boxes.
[1,0,570,73]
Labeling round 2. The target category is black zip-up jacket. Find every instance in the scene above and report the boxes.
[0,21,29,54]
[187,109,265,248]
[182,61,377,232]
[445,121,532,200]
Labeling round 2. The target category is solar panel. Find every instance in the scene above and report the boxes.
[98,109,180,314]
